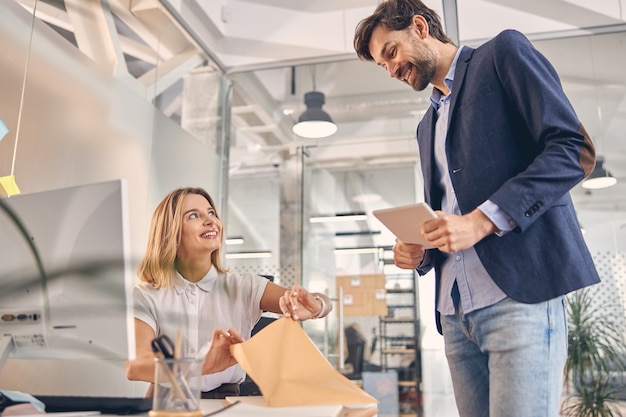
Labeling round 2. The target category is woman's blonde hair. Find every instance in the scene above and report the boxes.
[137,187,227,288]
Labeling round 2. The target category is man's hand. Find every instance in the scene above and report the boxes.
[422,208,498,252]
[393,240,426,270]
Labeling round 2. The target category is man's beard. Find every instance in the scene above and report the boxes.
[408,39,437,91]
[410,58,436,91]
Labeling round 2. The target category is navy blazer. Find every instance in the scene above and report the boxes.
[415,30,600,332]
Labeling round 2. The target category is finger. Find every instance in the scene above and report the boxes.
[289,286,301,310]
[280,291,292,317]
[289,286,301,320]
[227,328,244,342]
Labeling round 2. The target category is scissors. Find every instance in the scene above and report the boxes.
[150,334,198,411]
[151,334,176,360]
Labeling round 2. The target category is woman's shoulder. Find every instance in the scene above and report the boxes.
[133,280,172,297]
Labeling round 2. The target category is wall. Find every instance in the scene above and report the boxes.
[0,1,223,396]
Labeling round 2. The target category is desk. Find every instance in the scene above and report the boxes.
[199,398,377,417]
[7,398,376,417]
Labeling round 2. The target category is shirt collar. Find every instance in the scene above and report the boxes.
[430,45,465,107]
[173,267,218,294]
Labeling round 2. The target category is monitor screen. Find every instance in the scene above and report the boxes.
[0,180,135,387]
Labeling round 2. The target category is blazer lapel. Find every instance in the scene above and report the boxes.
[417,107,439,207]
[447,46,474,133]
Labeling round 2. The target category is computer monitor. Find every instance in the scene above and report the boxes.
[0,180,135,391]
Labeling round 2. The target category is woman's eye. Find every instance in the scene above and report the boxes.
[188,212,199,219]
[208,210,216,217]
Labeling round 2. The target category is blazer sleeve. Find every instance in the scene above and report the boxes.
[485,30,596,231]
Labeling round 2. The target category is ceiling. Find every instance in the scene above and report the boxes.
[14,0,626,212]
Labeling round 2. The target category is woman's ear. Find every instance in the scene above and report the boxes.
[411,15,429,39]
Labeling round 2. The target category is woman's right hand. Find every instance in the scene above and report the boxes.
[201,328,244,375]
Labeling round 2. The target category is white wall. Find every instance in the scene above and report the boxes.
[0,1,223,396]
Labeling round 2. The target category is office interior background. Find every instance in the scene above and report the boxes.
[0,1,625,416]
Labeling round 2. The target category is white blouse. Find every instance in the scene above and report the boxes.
[133,267,269,392]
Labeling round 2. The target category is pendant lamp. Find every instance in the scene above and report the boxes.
[292,91,337,138]
[582,155,617,190]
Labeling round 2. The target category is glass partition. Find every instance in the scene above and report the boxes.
[225,27,626,417]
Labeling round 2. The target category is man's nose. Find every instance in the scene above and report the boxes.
[387,63,399,79]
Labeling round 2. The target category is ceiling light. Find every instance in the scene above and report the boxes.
[582,156,617,190]
[309,212,367,223]
[225,236,244,245]
[334,247,380,254]
[352,193,382,204]
[292,91,337,139]
[225,251,272,259]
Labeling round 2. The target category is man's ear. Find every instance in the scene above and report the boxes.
[411,15,429,39]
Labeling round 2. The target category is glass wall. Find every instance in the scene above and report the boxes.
[225,28,626,417]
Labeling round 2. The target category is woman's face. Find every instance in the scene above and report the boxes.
[176,193,222,260]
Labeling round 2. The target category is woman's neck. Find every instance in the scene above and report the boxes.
[176,256,212,283]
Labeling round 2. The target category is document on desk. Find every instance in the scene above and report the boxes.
[230,318,376,408]
[220,397,343,417]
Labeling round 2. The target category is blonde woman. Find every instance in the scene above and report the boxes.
[126,187,331,398]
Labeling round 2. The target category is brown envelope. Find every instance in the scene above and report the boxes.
[231,317,377,407]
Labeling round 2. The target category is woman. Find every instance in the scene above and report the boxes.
[125,187,332,398]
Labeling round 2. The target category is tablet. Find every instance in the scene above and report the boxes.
[372,202,437,248]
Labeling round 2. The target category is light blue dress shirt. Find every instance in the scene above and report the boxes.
[429,46,513,315]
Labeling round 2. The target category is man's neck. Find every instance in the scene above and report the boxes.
[432,43,459,95]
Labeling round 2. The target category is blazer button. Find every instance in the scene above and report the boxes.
[525,210,532,217]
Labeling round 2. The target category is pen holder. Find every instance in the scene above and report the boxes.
[149,357,202,417]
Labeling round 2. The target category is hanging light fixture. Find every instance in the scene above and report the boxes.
[292,66,337,139]
[582,155,617,190]
[292,91,337,138]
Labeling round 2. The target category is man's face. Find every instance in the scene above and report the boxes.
[368,24,437,92]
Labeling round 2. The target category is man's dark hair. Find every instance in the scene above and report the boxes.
[354,0,453,61]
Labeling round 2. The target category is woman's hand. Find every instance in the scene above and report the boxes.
[279,284,330,321]
[201,328,244,375]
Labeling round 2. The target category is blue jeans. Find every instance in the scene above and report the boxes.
[440,296,567,417]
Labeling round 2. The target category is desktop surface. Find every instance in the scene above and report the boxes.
[34,395,152,415]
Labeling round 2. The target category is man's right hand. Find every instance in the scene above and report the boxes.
[393,239,426,270]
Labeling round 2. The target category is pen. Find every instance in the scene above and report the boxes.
[151,335,199,411]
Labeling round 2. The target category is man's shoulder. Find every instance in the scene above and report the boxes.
[482,29,530,50]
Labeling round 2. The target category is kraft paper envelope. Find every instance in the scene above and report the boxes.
[231,317,377,407]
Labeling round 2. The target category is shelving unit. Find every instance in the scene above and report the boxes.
[379,273,422,417]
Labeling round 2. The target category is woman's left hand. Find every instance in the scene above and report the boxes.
[201,327,244,375]
[279,284,323,321]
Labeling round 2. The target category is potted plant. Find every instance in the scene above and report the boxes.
[562,288,626,417]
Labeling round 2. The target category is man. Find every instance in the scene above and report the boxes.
[353,1,601,416]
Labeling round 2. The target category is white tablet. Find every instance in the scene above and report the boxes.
[372,202,437,248]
